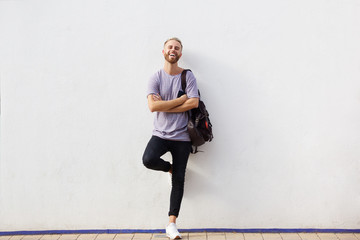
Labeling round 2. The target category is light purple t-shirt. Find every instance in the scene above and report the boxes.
[147,69,199,141]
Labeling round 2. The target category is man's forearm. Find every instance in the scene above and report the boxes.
[166,98,199,113]
[148,94,187,112]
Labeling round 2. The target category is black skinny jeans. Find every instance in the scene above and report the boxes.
[142,136,192,217]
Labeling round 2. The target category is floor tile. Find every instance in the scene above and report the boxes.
[207,232,226,240]
[262,233,282,240]
[0,237,12,240]
[95,234,116,240]
[244,233,264,240]
[299,233,320,240]
[113,234,134,240]
[22,236,44,240]
[354,234,360,240]
[151,234,167,239]
[8,236,24,240]
[316,233,338,240]
[77,234,97,240]
[336,234,357,240]
[189,232,206,240]
[281,233,301,240]
[132,233,152,240]
[40,235,61,240]
[57,235,79,240]
[225,232,245,240]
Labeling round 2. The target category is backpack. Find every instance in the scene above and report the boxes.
[181,69,213,153]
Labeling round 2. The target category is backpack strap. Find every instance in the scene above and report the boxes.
[182,69,193,152]
[181,69,191,92]
[181,69,202,98]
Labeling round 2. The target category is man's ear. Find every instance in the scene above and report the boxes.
[162,49,165,54]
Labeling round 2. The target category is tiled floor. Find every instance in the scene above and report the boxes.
[0,233,359,240]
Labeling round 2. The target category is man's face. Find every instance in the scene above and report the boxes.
[162,40,182,64]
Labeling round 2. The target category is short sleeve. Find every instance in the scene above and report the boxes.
[147,72,159,97]
[185,71,200,99]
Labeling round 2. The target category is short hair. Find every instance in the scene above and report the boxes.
[164,37,183,50]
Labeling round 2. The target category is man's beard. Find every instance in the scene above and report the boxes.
[164,53,180,64]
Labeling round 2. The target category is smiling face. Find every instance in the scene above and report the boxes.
[162,39,182,64]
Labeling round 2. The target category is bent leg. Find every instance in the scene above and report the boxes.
[142,136,171,172]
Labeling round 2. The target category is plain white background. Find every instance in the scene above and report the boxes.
[0,0,360,231]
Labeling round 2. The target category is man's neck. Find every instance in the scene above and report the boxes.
[163,62,183,76]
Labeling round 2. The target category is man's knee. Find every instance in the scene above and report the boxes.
[142,153,155,169]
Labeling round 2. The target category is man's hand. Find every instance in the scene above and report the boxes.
[152,93,162,101]
[179,94,188,102]
[166,97,199,113]
[147,93,188,112]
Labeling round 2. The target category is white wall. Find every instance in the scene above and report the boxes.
[0,0,360,231]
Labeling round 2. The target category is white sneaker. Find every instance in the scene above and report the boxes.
[166,223,182,239]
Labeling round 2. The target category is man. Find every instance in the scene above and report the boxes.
[142,37,199,239]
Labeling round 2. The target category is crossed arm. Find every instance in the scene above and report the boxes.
[147,93,199,113]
